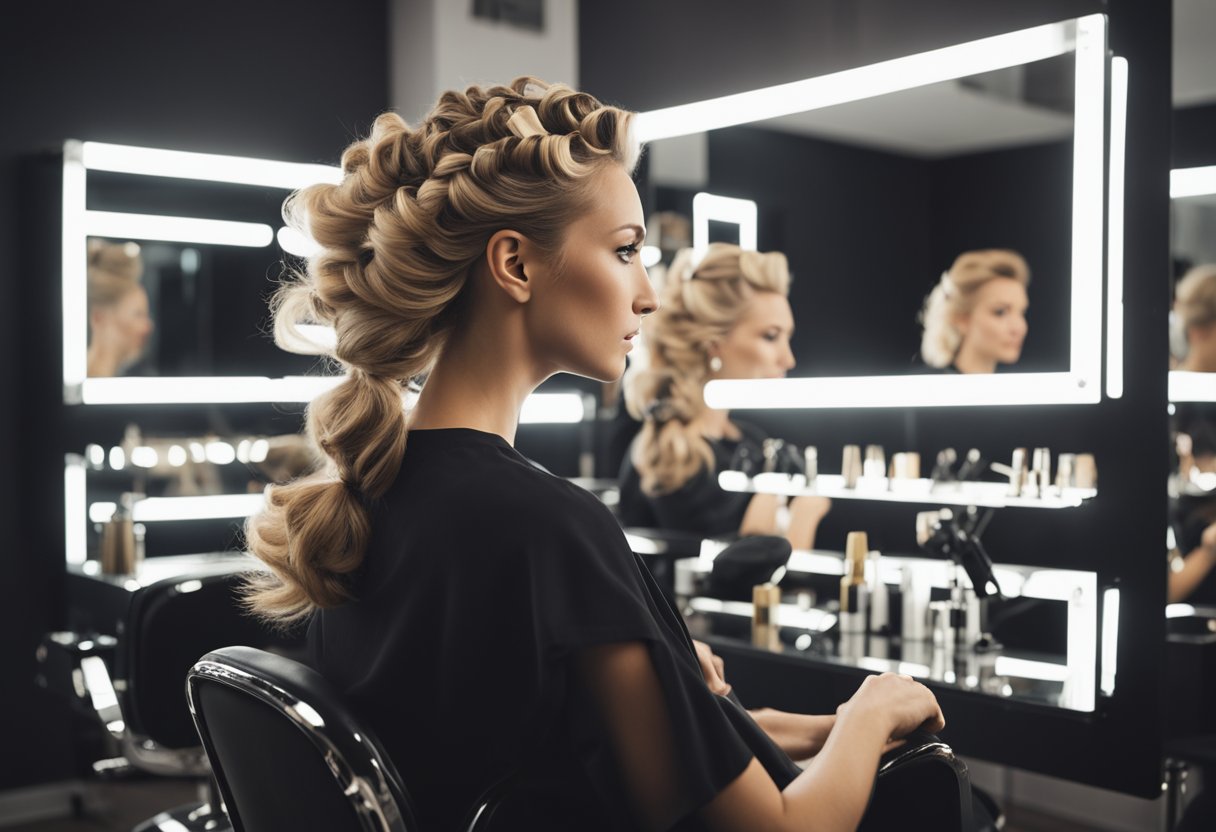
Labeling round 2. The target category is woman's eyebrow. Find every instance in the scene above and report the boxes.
[611,223,646,240]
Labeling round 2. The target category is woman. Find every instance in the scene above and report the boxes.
[619,243,831,550]
[919,249,1029,374]
[245,78,943,831]
[87,239,154,377]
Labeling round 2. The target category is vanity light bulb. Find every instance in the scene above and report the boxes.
[189,442,207,464]
[167,445,188,467]
[108,447,126,470]
[129,446,158,468]
[640,245,662,268]
[249,439,271,464]
[205,441,237,465]
[236,440,252,464]
[86,444,105,468]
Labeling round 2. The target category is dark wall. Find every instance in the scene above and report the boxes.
[0,0,388,791]
[1174,102,1216,168]
[585,0,1175,797]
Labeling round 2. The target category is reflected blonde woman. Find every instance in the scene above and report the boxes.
[920,249,1029,374]
[621,243,830,549]
[87,240,153,377]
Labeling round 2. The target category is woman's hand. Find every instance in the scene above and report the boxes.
[838,672,945,741]
[692,639,731,696]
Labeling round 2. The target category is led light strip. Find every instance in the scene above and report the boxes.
[634,18,1078,142]
[692,192,758,256]
[1170,165,1216,199]
[84,210,273,247]
[1106,57,1128,400]
[80,141,342,189]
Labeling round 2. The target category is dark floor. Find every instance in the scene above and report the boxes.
[7,778,1119,832]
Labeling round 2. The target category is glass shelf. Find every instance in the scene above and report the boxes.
[719,471,1097,510]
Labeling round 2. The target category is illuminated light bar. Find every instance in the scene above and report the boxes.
[277,225,322,257]
[1171,165,1216,199]
[1106,57,1128,400]
[704,372,1094,410]
[90,493,266,524]
[1170,371,1216,402]
[84,210,273,248]
[1100,587,1120,696]
[80,141,342,190]
[692,193,757,257]
[634,18,1080,141]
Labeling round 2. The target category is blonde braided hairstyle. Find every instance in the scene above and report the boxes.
[245,77,637,625]
[625,243,790,496]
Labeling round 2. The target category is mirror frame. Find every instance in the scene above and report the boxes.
[633,15,1110,409]
[59,141,590,421]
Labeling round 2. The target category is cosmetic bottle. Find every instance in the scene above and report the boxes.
[841,445,862,488]
[863,444,886,480]
[1055,453,1076,489]
[839,532,870,633]
[100,493,141,575]
[891,452,920,481]
[1074,454,1098,489]
[752,582,782,649]
[803,446,818,487]
[930,448,958,483]
[1008,448,1028,497]
[868,549,891,633]
[901,564,932,642]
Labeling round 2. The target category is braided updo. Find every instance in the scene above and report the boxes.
[245,78,636,625]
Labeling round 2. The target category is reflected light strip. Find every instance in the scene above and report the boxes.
[1170,166,1216,199]
[1100,587,1120,697]
[1166,603,1196,619]
[90,493,266,524]
[1106,57,1128,400]
[704,372,1088,410]
[65,457,87,565]
[1169,371,1216,402]
[520,393,587,424]
[634,18,1077,141]
[994,656,1070,683]
[81,141,343,189]
[63,142,88,398]
[692,193,758,256]
[1069,14,1106,390]
[84,211,273,247]
[79,376,586,421]
[277,226,322,257]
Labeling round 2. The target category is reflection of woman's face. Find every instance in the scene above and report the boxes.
[92,287,154,365]
[714,291,796,380]
[957,278,1028,366]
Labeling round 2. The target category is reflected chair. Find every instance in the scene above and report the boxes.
[37,569,300,831]
[187,646,512,832]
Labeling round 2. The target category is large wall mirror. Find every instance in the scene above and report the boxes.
[634,15,1109,409]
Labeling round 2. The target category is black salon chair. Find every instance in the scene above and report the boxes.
[37,570,300,831]
[188,646,517,832]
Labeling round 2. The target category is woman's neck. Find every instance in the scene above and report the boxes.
[407,314,543,446]
[952,342,997,375]
[87,343,123,378]
[693,407,737,440]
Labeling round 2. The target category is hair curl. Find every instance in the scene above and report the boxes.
[1176,264,1216,331]
[624,243,789,496]
[87,239,144,310]
[919,249,1030,368]
[245,77,637,625]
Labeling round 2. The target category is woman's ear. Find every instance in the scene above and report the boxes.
[485,229,533,304]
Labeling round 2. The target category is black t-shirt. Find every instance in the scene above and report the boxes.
[307,428,760,831]
[617,422,768,537]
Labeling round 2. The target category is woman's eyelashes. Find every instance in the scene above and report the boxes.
[615,242,640,264]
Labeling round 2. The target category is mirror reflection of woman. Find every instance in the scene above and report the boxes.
[620,243,830,549]
[919,249,1029,374]
[87,240,154,377]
